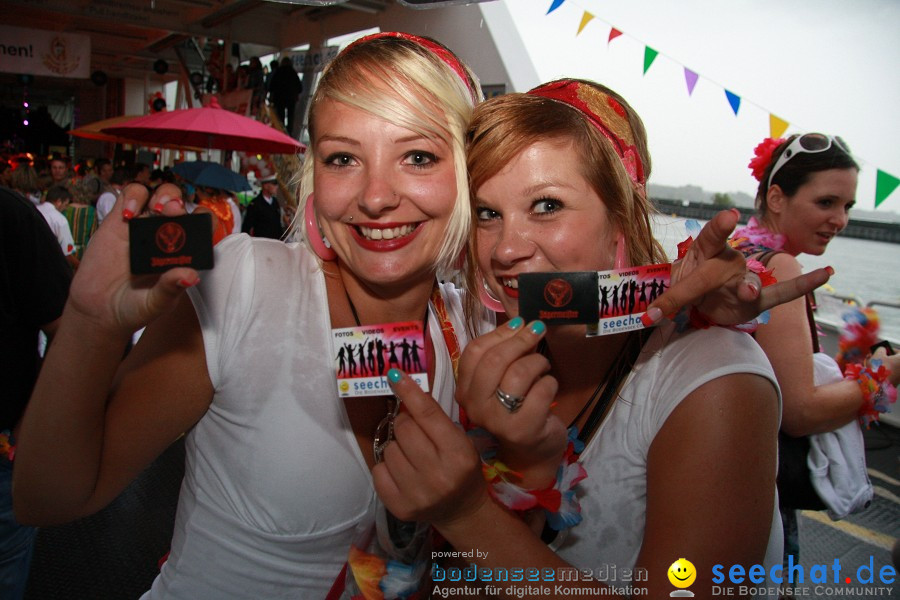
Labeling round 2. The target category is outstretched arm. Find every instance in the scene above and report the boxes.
[647,209,831,326]
[14,184,213,525]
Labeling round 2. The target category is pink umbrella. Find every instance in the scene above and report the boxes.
[70,115,204,151]
[102,98,304,155]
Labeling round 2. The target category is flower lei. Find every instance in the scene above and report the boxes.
[469,426,587,531]
[672,220,777,333]
[347,544,428,600]
[836,307,881,371]
[748,137,785,183]
[837,306,897,428]
[844,359,897,428]
[730,216,786,256]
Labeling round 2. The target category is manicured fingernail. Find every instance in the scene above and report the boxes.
[730,208,741,218]
[641,307,663,326]
[507,316,524,330]
[387,368,403,383]
[747,281,760,297]
[825,266,834,276]
[529,320,546,335]
[122,209,135,220]
[152,203,165,213]
[178,277,200,288]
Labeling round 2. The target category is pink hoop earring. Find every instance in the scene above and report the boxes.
[304,194,337,261]
[614,231,628,270]
[479,278,505,313]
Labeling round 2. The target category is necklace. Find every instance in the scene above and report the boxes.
[344,288,430,463]
[542,329,649,446]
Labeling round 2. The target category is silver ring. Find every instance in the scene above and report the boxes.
[496,387,524,413]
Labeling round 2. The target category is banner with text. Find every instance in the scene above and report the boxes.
[0,25,91,79]
[286,46,340,74]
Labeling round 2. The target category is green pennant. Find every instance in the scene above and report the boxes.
[875,170,900,208]
[643,47,659,75]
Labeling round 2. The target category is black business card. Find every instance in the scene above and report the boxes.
[129,213,214,274]
[518,272,599,325]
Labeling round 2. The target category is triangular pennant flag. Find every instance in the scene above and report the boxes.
[643,47,659,75]
[875,170,900,208]
[547,0,566,14]
[608,28,623,44]
[683,68,699,96]
[769,114,789,139]
[577,11,595,35]
[725,90,741,115]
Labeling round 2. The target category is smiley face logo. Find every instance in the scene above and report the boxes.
[339,381,350,394]
[667,558,696,589]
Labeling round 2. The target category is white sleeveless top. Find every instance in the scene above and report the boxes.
[555,322,783,598]
[142,235,474,599]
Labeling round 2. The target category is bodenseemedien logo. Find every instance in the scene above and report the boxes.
[668,558,696,597]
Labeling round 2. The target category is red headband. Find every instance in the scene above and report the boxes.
[527,79,645,185]
[345,31,477,102]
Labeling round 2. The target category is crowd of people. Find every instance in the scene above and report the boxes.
[3,31,896,600]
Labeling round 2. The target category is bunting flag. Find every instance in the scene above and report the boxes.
[547,0,566,14]
[725,90,741,115]
[683,68,699,96]
[875,170,900,208]
[643,47,659,75]
[537,3,893,208]
[577,11,595,35]
[769,114,789,139]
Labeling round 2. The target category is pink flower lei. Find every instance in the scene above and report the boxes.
[731,216,786,255]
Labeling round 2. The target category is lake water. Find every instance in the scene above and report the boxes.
[652,216,900,341]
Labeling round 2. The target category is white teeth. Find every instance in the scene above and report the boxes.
[502,277,519,289]
[358,224,416,241]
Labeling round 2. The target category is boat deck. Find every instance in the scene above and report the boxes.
[23,426,900,599]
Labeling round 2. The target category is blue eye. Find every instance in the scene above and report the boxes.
[533,197,562,214]
[476,206,500,221]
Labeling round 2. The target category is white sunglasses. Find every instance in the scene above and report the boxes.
[768,133,851,190]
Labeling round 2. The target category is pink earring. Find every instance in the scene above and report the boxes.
[614,231,627,269]
[304,194,336,261]
[479,277,505,313]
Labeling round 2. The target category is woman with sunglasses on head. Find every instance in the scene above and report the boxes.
[733,134,900,569]
[370,80,846,600]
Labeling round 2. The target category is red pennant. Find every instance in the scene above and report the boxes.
[608,28,623,44]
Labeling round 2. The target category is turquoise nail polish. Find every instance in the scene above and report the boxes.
[530,320,546,335]
[387,368,403,383]
[507,316,524,330]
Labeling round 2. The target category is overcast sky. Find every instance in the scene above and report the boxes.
[503,0,900,213]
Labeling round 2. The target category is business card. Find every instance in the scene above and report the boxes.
[129,213,214,274]
[592,263,671,335]
[331,321,429,397]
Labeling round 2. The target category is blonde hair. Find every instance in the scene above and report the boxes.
[464,84,666,329]
[292,34,481,275]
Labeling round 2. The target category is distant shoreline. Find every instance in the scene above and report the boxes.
[652,198,900,244]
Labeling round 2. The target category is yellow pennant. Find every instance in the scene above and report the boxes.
[578,11,595,35]
[769,114,789,139]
